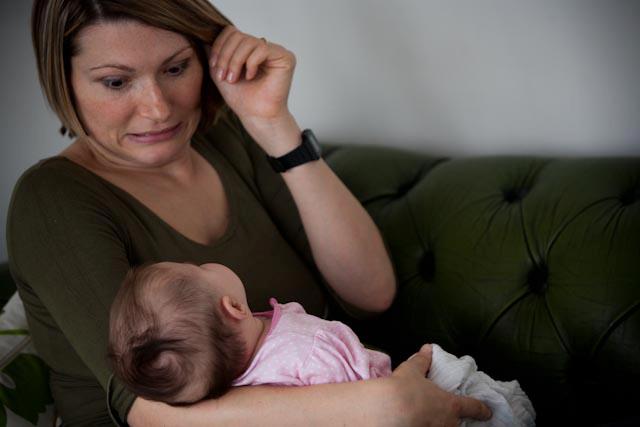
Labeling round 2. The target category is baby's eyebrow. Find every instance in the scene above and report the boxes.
[89,45,193,71]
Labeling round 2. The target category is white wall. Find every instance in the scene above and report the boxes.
[1,0,639,262]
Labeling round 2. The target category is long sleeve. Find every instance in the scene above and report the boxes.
[7,160,136,423]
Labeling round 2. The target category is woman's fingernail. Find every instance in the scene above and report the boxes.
[217,68,225,81]
[227,71,234,83]
[209,53,217,68]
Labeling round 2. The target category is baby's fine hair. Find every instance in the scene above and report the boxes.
[108,263,245,404]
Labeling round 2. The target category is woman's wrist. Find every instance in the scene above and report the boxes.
[240,112,302,157]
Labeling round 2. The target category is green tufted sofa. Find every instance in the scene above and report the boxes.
[324,145,640,426]
[2,145,639,426]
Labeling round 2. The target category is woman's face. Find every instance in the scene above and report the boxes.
[70,20,204,169]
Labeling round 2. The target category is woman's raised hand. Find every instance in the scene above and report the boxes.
[389,344,492,427]
[209,26,296,129]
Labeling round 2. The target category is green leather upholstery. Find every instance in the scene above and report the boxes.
[2,145,638,425]
[324,145,640,426]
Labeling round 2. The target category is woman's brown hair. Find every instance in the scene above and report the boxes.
[31,0,232,138]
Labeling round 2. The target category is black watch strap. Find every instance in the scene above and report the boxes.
[267,129,322,173]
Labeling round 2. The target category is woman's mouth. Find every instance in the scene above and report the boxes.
[129,122,182,143]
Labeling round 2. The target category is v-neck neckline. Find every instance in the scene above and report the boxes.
[46,141,237,249]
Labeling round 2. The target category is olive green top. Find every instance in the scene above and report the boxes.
[7,109,328,426]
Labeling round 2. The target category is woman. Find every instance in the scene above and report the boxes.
[8,0,491,425]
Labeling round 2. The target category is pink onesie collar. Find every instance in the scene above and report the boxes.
[251,297,282,339]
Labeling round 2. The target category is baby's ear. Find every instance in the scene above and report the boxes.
[220,295,249,320]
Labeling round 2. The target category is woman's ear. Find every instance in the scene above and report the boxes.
[220,295,249,321]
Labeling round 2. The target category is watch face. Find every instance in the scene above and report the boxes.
[303,129,322,156]
[268,129,321,173]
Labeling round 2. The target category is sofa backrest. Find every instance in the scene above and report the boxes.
[325,145,640,425]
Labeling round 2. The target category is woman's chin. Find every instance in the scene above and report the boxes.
[121,132,193,167]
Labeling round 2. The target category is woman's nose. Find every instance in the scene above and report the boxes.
[137,80,171,122]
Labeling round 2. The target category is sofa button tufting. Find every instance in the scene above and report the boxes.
[567,356,591,384]
[396,180,416,198]
[620,187,639,205]
[503,188,529,203]
[527,262,549,294]
[419,251,435,281]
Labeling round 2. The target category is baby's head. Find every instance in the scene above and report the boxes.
[108,262,250,404]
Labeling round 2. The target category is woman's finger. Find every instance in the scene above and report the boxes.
[210,25,237,65]
[226,37,265,83]
[395,344,433,377]
[244,40,269,80]
[212,30,245,82]
[456,395,493,421]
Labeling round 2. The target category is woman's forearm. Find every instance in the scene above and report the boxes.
[128,343,493,427]
[128,379,397,427]
[210,28,392,313]
[243,113,397,313]
[282,158,397,313]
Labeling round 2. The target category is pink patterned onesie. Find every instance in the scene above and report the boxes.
[232,298,392,386]
[231,299,536,426]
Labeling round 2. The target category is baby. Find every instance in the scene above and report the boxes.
[107,261,390,403]
[108,262,535,426]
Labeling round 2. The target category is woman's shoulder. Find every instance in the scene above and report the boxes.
[6,157,116,279]
[8,156,119,235]
[11,156,100,203]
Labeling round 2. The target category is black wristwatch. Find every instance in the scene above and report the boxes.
[267,129,322,173]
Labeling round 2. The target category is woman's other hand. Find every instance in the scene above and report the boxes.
[389,344,492,427]
[208,26,298,146]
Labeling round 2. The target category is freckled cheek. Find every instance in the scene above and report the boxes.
[177,69,204,111]
[95,101,133,133]
[74,88,135,137]
[97,106,133,141]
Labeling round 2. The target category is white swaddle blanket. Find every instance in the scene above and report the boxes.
[427,344,536,427]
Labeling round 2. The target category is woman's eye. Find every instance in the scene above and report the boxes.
[98,60,189,90]
[167,60,189,76]
[102,78,127,90]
